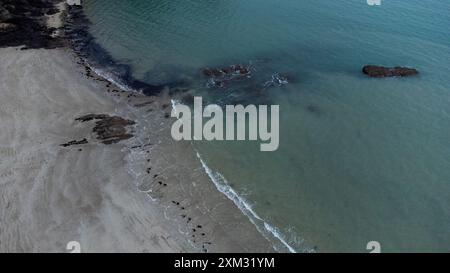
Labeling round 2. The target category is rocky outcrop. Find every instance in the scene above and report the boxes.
[0,0,65,49]
[202,65,251,78]
[60,138,88,147]
[202,64,252,88]
[92,116,135,145]
[362,65,419,78]
[76,114,136,145]
[75,114,109,122]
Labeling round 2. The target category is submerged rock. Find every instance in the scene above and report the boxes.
[362,65,419,78]
[202,65,251,78]
[202,64,252,88]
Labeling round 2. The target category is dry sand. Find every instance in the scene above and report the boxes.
[0,47,193,252]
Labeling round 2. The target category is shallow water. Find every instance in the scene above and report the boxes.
[84,0,450,252]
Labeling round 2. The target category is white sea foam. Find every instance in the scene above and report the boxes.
[171,98,298,252]
[90,65,135,92]
[263,223,297,253]
[125,98,300,252]
[170,99,179,114]
[196,151,298,253]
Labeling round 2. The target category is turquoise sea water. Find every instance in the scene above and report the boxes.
[83,0,450,252]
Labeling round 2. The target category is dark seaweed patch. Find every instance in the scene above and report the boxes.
[65,5,185,96]
[0,0,65,49]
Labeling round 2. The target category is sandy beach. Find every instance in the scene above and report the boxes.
[0,47,187,252]
[0,1,274,253]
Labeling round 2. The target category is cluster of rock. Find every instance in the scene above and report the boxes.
[202,65,251,78]
[194,60,295,106]
[0,0,65,49]
[76,114,136,145]
[362,65,419,78]
[202,64,252,88]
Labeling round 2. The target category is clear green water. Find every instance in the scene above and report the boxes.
[84,0,450,252]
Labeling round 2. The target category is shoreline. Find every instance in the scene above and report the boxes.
[0,0,276,252]
[66,2,297,253]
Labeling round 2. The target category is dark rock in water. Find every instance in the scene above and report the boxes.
[60,138,88,147]
[201,62,291,106]
[202,68,213,77]
[237,67,250,75]
[362,65,418,78]
[203,68,224,78]
[202,64,253,88]
[210,64,250,76]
